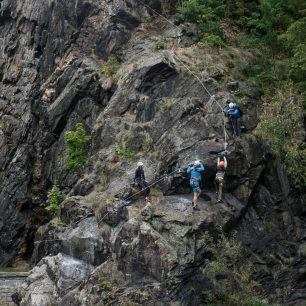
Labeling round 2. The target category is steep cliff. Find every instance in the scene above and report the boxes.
[0,0,305,305]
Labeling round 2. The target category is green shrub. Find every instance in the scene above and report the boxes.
[99,278,112,291]
[100,55,120,76]
[255,86,305,188]
[161,98,176,110]
[202,34,225,47]
[116,144,136,160]
[142,133,153,153]
[149,0,161,12]
[155,39,165,50]
[203,231,266,306]
[64,123,91,171]
[178,0,225,38]
[233,293,269,306]
[202,289,215,306]
[46,185,61,217]
[178,0,206,22]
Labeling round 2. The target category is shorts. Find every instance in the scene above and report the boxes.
[215,176,224,184]
[190,179,201,193]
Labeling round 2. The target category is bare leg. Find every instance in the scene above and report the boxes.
[194,190,201,208]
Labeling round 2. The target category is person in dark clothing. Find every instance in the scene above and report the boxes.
[214,155,227,203]
[134,161,150,202]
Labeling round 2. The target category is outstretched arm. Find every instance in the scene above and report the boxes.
[187,166,194,174]
[224,157,228,169]
[197,164,204,172]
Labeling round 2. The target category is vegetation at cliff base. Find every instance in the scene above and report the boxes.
[64,123,91,171]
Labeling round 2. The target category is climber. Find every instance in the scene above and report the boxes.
[226,102,241,138]
[214,154,227,203]
[134,161,150,202]
[187,160,205,210]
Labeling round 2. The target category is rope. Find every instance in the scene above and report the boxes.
[98,155,217,225]
[34,239,67,244]
[138,0,182,32]
[91,2,231,226]
[138,0,228,151]
[171,53,228,150]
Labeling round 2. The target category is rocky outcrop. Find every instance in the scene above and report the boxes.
[22,193,245,305]
[16,253,93,306]
[0,0,305,305]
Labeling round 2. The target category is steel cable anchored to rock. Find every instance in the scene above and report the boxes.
[138,0,229,151]
[97,155,219,225]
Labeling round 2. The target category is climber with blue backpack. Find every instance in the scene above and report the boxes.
[187,160,205,210]
[226,101,242,138]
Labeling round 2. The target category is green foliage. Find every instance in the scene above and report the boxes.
[178,0,225,39]
[256,86,306,188]
[99,278,112,291]
[64,123,91,171]
[203,230,267,306]
[202,34,225,47]
[149,0,162,12]
[46,185,61,217]
[177,0,306,107]
[142,133,153,153]
[155,39,165,50]
[118,297,136,306]
[202,289,215,306]
[116,144,136,160]
[0,266,30,272]
[161,98,176,110]
[100,55,120,76]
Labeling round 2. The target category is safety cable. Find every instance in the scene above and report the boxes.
[96,2,229,200]
[138,0,228,151]
[98,155,217,225]
[170,53,228,150]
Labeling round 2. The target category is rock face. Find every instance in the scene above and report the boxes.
[16,253,94,306]
[0,0,305,305]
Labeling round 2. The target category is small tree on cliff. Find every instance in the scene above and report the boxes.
[46,184,61,217]
[64,123,91,171]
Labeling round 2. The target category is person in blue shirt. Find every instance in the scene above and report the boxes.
[187,160,205,210]
[134,161,150,202]
[226,102,241,138]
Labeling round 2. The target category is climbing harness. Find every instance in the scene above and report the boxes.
[99,2,232,225]
[98,155,217,225]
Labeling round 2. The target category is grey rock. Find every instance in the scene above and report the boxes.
[17,253,94,306]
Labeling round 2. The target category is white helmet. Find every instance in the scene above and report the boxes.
[137,161,144,167]
[194,160,201,166]
[229,102,234,109]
